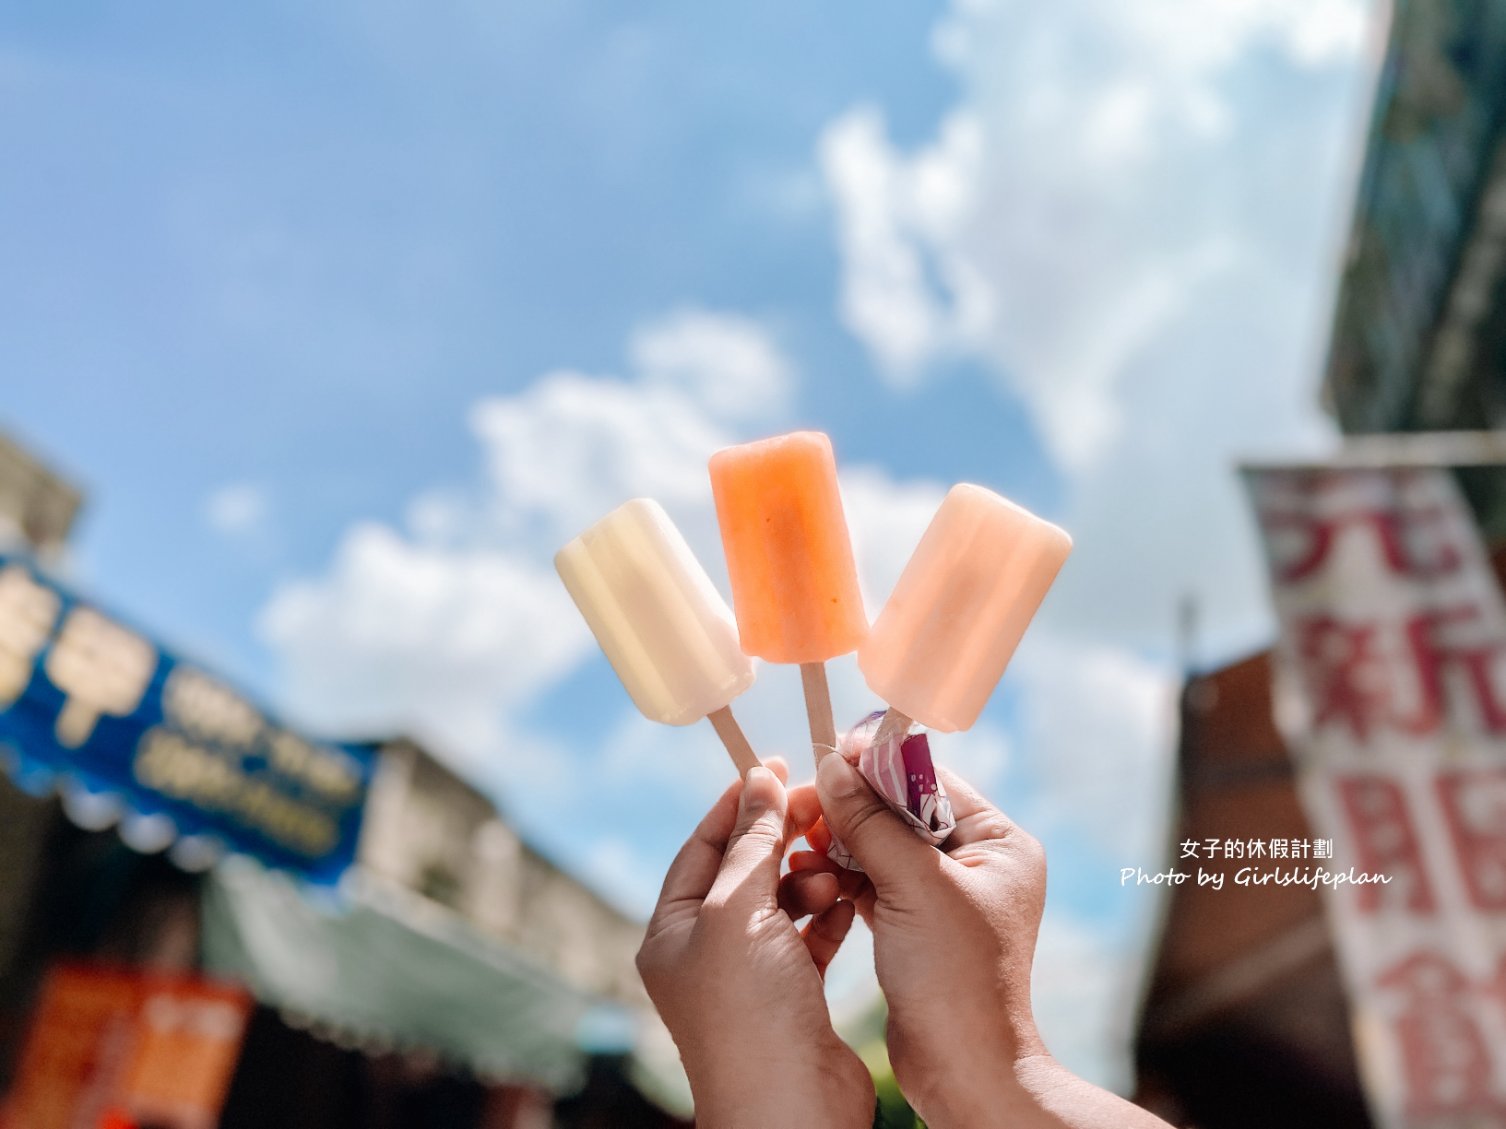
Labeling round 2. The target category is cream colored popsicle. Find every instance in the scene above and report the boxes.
[709,431,867,760]
[862,484,1071,736]
[555,499,759,773]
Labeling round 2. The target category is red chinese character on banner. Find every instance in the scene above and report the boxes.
[1375,952,1506,1119]
[1296,615,1391,741]
[1399,605,1506,735]
[1334,775,1436,915]
[1295,605,1506,739]
[1436,769,1506,912]
[1486,951,1506,1026]
[1261,505,1463,583]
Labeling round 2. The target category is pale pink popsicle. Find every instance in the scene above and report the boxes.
[860,484,1071,733]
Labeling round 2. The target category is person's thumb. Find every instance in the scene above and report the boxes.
[816,752,936,887]
[706,766,788,910]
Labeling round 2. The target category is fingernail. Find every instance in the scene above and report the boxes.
[742,765,776,813]
[817,751,863,799]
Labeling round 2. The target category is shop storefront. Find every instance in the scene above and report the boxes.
[0,526,686,1128]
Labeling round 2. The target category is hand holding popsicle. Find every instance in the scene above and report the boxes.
[557,452,1171,1126]
[639,738,1173,1129]
[798,747,1173,1129]
[637,760,874,1129]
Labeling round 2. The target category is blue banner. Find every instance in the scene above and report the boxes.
[0,553,373,886]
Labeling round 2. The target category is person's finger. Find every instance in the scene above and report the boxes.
[649,776,743,924]
[802,900,856,978]
[705,766,789,911]
[815,752,942,888]
[804,815,833,855]
[786,782,824,837]
[778,869,840,920]
[936,766,1019,850]
[792,845,868,902]
[788,849,839,874]
[835,867,871,903]
[648,758,792,925]
[934,765,993,820]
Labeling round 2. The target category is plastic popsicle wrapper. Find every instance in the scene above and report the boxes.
[824,712,957,872]
[708,431,868,665]
[555,499,755,734]
[860,483,1071,733]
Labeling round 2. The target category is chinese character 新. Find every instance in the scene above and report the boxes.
[1295,605,1506,740]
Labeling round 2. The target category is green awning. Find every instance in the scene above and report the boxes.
[200,861,594,1093]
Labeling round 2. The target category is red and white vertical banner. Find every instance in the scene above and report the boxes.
[1246,461,1506,1128]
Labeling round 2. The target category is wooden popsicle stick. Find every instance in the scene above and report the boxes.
[707,706,761,776]
[874,706,913,749]
[800,662,838,764]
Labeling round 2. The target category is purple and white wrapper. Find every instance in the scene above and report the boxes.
[824,711,956,871]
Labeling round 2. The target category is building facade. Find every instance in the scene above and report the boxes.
[0,432,82,554]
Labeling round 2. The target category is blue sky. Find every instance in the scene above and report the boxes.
[2,0,1381,1088]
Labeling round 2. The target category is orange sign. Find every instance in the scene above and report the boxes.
[3,964,251,1129]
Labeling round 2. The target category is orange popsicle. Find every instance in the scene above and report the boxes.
[710,431,867,661]
[709,431,867,758]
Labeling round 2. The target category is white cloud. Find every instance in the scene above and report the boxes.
[204,483,270,538]
[257,523,591,772]
[1033,908,1151,1090]
[813,0,1378,1092]
[819,106,987,378]
[1013,634,1175,861]
[258,308,822,792]
[822,0,1377,655]
[466,370,732,550]
[837,465,951,619]
[940,721,1012,793]
[630,307,795,422]
[580,835,666,920]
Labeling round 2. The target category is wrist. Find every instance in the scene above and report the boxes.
[685,1034,873,1129]
[896,1014,1049,1128]
[914,1050,1068,1129]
